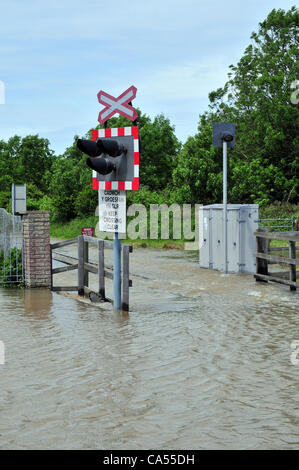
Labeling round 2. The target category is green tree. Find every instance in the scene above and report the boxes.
[49,136,98,221]
[174,6,299,205]
[173,118,223,204]
[0,137,19,196]
[17,135,55,193]
[0,135,55,211]
[139,114,181,190]
[0,135,55,197]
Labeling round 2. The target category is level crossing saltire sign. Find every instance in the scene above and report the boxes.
[97,85,138,124]
[91,126,139,191]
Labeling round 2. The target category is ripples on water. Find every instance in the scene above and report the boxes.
[0,250,298,449]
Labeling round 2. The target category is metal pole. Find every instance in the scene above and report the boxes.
[223,141,228,274]
[113,231,122,310]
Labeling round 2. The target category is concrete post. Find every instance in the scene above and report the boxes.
[22,211,51,288]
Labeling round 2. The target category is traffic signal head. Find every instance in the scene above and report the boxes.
[77,139,99,157]
[77,137,127,175]
[77,138,125,159]
[85,155,116,175]
[77,129,138,185]
[96,139,125,157]
[78,127,139,191]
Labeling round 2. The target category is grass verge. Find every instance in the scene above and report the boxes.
[50,217,186,249]
[50,213,299,251]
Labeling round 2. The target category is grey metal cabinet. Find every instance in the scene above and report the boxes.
[199,204,259,274]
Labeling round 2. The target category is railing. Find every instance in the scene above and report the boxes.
[257,218,297,232]
[254,229,299,291]
[50,235,133,311]
[0,208,24,286]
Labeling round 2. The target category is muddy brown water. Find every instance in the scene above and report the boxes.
[0,243,298,449]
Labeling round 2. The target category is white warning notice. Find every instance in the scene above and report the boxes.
[98,190,126,233]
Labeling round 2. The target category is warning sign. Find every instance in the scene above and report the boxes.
[81,227,94,237]
[98,190,126,233]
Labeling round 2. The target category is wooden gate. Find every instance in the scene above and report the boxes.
[50,235,133,311]
[255,230,298,291]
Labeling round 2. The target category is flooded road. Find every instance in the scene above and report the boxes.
[0,246,298,449]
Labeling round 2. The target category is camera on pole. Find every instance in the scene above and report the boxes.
[212,123,235,148]
[212,122,236,274]
[221,132,234,143]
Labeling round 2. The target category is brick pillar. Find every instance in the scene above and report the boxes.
[22,211,51,288]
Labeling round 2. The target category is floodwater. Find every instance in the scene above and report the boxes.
[0,245,298,449]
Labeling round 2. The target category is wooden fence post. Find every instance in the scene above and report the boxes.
[52,235,133,303]
[78,235,84,296]
[98,239,105,300]
[289,240,297,291]
[50,245,53,291]
[256,229,268,282]
[83,239,89,288]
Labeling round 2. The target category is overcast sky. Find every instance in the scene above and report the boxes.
[0,0,295,154]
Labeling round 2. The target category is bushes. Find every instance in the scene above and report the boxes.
[50,215,98,239]
[259,201,299,220]
[259,201,299,231]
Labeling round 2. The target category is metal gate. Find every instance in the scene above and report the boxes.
[0,208,24,286]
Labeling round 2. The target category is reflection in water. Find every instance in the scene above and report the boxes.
[24,289,53,318]
[0,248,298,450]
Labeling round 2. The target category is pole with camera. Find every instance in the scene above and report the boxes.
[212,123,235,274]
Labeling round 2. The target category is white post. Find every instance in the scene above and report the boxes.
[223,141,228,274]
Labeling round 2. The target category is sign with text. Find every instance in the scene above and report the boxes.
[81,227,94,237]
[98,190,126,233]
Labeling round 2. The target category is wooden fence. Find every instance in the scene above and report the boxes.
[50,235,133,311]
[254,230,299,291]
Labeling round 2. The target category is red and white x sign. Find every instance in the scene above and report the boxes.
[97,85,138,124]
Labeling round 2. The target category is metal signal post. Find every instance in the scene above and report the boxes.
[212,123,235,274]
[113,232,122,310]
[223,140,228,274]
